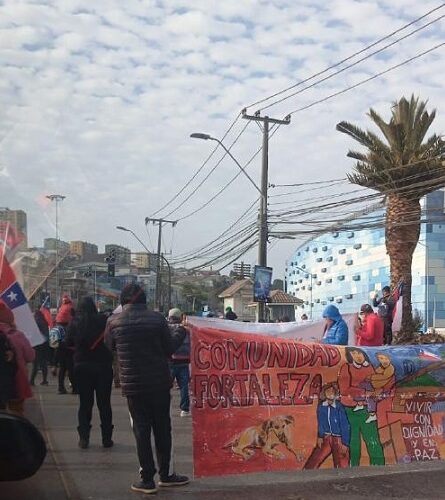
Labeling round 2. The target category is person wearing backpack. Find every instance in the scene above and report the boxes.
[65,297,113,449]
[0,300,35,416]
[30,309,50,386]
[53,294,76,394]
[372,286,395,345]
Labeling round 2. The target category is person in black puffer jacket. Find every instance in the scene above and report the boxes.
[66,297,113,449]
[105,284,189,495]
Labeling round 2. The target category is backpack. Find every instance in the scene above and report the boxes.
[377,301,390,320]
[49,325,65,349]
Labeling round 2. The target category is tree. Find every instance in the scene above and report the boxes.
[337,96,445,335]
[272,279,284,291]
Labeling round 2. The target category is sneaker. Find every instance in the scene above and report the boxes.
[131,480,157,494]
[158,473,189,487]
[353,404,364,412]
[365,414,377,424]
[102,438,114,448]
[40,380,49,386]
[180,410,190,417]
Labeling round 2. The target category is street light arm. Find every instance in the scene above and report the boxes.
[190,133,264,200]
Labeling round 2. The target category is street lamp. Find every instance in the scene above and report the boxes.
[46,194,66,307]
[191,132,268,322]
[190,133,264,199]
[293,264,314,320]
[116,226,172,310]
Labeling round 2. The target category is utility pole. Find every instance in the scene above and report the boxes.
[145,217,177,312]
[241,110,290,321]
[46,194,66,307]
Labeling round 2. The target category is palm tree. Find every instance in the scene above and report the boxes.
[336,95,445,335]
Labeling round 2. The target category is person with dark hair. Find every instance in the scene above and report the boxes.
[105,283,189,494]
[65,297,113,449]
[338,347,384,466]
[30,309,50,386]
[372,286,395,345]
[304,383,350,469]
[225,306,237,321]
[168,308,190,417]
[355,304,384,347]
[54,294,76,394]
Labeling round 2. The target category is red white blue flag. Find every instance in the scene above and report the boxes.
[0,249,44,347]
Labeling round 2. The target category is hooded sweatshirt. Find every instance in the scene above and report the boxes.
[321,305,348,346]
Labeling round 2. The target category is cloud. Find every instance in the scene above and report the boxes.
[0,0,444,274]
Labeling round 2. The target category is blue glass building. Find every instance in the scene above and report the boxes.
[285,190,445,329]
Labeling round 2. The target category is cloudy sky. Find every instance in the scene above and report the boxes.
[1,0,444,277]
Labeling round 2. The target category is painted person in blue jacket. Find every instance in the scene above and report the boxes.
[304,382,350,468]
[321,305,348,345]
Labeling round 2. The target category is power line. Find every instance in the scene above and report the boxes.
[258,12,445,112]
[149,113,241,218]
[288,42,445,116]
[163,120,251,218]
[244,4,445,111]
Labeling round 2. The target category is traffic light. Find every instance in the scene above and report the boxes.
[84,265,93,278]
[107,263,115,278]
[105,249,116,278]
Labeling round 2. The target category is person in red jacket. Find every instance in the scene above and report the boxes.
[0,300,35,416]
[355,304,384,347]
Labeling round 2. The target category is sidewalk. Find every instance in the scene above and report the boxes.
[3,383,445,500]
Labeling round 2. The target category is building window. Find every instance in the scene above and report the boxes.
[353,275,361,281]
[305,301,309,305]
[338,275,345,281]
[327,256,333,262]
[296,270,300,275]
[295,287,299,291]
[315,298,320,303]
[301,286,306,290]
[328,296,334,302]
[312,247,318,253]
[332,232,339,238]
[339,249,346,255]
[312,273,317,279]
[308,286,312,291]
[346,259,353,265]
[345,294,353,299]
[326,278,332,283]
[347,231,354,238]
[336,297,343,303]
[301,264,306,269]
[322,245,328,251]
[305,246,309,252]
[353,243,362,250]
[290,281,294,285]
[321,268,327,273]
[316,257,323,262]
[297,251,301,256]
[316,280,322,285]
[321,301,327,305]
[298,279,303,283]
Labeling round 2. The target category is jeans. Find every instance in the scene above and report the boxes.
[170,363,190,412]
[127,391,172,481]
[74,363,113,437]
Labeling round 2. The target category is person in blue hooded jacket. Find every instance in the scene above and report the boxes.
[321,305,348,345]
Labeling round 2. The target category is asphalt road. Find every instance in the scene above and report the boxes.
[2,381,445,500]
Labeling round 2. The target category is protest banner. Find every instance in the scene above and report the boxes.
[190,321,445,477]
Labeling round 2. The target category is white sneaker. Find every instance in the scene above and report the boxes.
[353,404,364,412]
[180,410,190,417]
[365,414,377,424]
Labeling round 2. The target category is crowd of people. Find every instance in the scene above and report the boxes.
[0,283,395,493]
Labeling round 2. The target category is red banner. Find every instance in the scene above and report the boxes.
[190,323,445,477]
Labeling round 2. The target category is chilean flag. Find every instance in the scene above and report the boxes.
[418,349,442,362]
[0,249,45,347]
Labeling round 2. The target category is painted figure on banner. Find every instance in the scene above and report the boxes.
[353,353,396,424]
[304,383,350,469]
[338,347,385,466]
